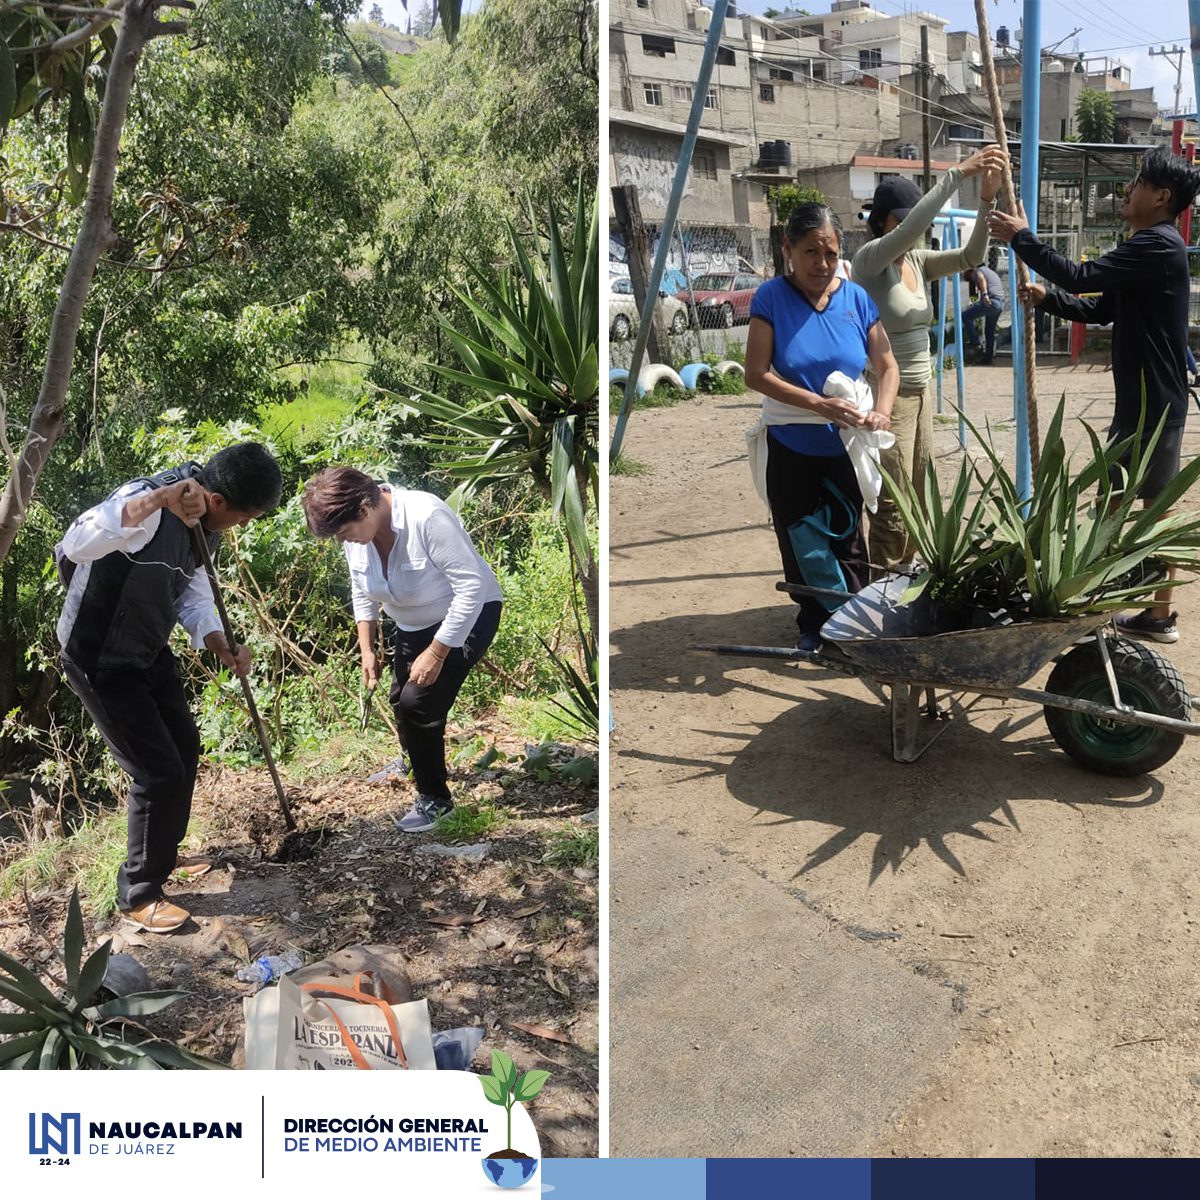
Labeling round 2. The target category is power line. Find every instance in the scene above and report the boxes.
[1091,1,1161,47]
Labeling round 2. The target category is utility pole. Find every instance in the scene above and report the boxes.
[1150,44,1186,116]
[919,24,932,192]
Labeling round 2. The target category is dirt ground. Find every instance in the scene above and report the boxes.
[610,357,1200,1158]
[1,720,598,1157]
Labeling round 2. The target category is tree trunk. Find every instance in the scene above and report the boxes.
[0,1,162,564]
[0,554,16,762]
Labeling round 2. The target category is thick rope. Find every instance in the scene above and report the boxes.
[974,0,1041,474]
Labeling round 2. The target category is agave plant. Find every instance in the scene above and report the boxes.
[398,179,599,639]
[884,395,1200,623]
[0,889,225,1069]
[540,602,599,744]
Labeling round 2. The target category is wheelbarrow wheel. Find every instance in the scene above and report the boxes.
[1044,636,1190,776]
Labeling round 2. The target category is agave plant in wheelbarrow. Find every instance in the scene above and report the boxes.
[878,395,1200,774]
[0,888,226,1069]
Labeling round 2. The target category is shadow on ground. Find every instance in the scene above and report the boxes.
[614,607,1164,884]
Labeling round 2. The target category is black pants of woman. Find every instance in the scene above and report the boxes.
[765,435,867,636]
[388,600,502,802]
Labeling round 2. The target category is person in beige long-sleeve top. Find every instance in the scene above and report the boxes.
[852,145,1007,571]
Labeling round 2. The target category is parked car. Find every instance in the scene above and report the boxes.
[677,271,763,328]
[609,277,689,340]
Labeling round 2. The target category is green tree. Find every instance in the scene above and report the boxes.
[1075,89,1115,143]
[0,0,462,565]
[768,182,825,223]
[402,184,600,636]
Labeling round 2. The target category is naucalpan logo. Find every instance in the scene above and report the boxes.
[29,1111,242,1157]
[29,1113,81,1157]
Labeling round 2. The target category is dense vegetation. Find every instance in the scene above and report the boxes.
[0,0,599,827]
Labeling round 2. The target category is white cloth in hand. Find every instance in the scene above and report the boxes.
[823,371,895,514]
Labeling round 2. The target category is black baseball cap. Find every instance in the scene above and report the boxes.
[868,176,924,236]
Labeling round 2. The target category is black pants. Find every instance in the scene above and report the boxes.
[765,435,867,635]
[61,649,200,911]
[388,601,502,802]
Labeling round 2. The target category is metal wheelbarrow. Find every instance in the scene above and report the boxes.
[692,577,1198,777]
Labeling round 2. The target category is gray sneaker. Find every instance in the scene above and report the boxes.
[367,753,410,783]
[395,794,453,833]
[1115,610,1179,645]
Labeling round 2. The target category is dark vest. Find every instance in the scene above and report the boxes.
[58,464,221,672]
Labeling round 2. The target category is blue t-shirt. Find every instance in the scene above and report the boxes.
[750,276,880,456]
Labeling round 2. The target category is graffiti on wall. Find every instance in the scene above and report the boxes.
[611,133,694,212]
[609,226,745,280]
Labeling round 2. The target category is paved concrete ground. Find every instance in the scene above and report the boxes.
[610,823,959,1157]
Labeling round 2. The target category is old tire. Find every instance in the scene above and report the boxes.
[1043,636,1190,776]
[720,303,734,329]
[611,314,631,341]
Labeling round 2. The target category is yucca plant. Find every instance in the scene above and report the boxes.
[0,888,226,1069]
[539,604,599,744]
[885,395,1200,624]
[397,179,599,641]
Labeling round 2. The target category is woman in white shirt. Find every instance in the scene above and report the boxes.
[302,467,502,833]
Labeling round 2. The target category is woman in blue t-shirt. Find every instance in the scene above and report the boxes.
[745,203,899,650]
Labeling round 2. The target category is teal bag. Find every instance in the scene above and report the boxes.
[787,480,859,612]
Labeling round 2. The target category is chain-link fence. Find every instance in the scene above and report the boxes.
[608,220,773,368]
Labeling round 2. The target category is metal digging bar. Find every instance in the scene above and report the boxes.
[191,526,297,831]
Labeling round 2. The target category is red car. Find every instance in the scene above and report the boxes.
[676,271,763,328]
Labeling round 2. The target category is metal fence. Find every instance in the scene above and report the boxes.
[608,220,772,368]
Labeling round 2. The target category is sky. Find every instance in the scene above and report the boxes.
[361,0,480,29]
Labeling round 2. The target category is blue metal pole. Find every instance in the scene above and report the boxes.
[936,275,947,414]
[1014,0,1041,500]
[947,217,966,449]
[610,0,730,463]
[1190,4,1200,139]
[933,216,949,413]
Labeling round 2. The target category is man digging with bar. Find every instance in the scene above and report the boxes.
[56,443,284,933]
[989,146,1200,644]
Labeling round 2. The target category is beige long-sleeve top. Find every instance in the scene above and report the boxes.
[852,167,995,390]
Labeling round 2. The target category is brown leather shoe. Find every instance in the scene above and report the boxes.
[173,856,213,881]
[121,899,190,933]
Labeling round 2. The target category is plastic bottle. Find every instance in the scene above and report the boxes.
[236,950,303,984]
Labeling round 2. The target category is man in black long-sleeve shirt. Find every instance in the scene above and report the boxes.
[989,146,1200,644]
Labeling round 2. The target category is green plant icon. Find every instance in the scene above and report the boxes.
[479,1050,550,1154]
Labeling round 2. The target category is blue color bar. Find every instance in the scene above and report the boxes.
[873,1159,1035,1200]
[543,1158,707,1198]
[708,1157,870,1199]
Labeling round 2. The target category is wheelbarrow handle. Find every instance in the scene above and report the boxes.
[190,526,297,831]
[775,581,857,602]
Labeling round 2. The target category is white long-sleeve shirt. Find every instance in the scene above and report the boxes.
[345,488,501,647]
[57,480,223,650]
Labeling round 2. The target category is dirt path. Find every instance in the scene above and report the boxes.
[2,722,598,1156]
[610,361,1200,1158]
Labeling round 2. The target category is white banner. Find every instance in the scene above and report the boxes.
[0,1070,541,1196]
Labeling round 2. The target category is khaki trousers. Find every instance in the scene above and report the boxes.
[869,380,934,573]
